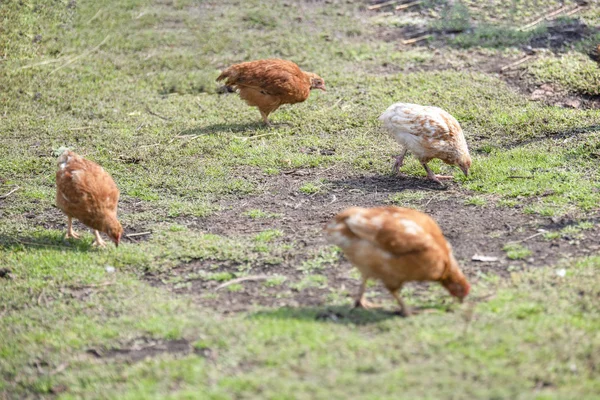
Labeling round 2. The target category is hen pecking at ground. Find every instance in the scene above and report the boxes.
[379,103,471,184]
[325,206,470,316]
[55,149,123,247]
[217,59,325,125]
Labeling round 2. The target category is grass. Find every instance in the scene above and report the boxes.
[503,243,533,260]
[1,0,600,398]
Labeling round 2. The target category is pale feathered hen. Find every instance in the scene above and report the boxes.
[217,59,325,125]
[326,206,470,316]
[56,150,123,247]
[379,103,471,184]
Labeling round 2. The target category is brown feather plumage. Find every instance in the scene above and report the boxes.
[326,206,470,316]
[56,150,123,247]
[216,59,325,124]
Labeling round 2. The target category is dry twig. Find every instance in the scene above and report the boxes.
[508,231,546,244]
[519,5,570,30]
[402,34,431,45]
[125,231,152,238]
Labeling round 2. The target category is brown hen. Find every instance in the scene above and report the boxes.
[379,103,471,184]
[56,150,123,247]
[326,206,470,316]
[216,59,325,125]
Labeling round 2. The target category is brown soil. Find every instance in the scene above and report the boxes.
[145,167,600,313]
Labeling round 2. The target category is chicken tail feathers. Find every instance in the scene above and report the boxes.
[216,66,239,84]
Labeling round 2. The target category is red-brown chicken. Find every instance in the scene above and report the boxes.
[216,59,326,125]
[325,206,470,316]
[55,150,123,247]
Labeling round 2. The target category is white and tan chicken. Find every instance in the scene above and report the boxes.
[379,103,471,184]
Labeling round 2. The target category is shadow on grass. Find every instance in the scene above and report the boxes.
[0,233,94,252]
[179,122,268,136]
[252,303,453,325]
[376,0,599,56]
[251,305,399,325]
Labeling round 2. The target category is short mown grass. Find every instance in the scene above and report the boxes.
[2,0,600,398]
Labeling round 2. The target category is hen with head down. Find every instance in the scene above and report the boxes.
[379,103,471,184]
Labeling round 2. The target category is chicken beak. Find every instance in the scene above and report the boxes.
[461,166,469,177]
[319,86,326,92]
[458,297,464,304]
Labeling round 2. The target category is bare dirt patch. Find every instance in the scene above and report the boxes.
[146,167,600,313]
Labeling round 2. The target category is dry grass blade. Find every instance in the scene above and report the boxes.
[519,5,570,31]
[50,35,111,75]
[214,275,272,291]
[0,186,20,199]
[368,1,397,10]
[396,0,422,11]
[500,56,534,71]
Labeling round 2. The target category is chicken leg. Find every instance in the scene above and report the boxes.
[390,287,411,317]
[422,162,453,184]
[65,216,80,239]
[392,148,408,175]
[353,277,380,309]
[92,230,107,248]
[259,110,272,126]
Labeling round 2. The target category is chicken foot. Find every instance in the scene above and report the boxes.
[65,217,80,239]
[392,148,408,175]
[422,162,453,184]
[92,230,107,248]
[353,277,381,309]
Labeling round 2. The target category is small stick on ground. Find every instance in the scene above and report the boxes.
[49,363,69,376]
[69,281,115,289]
[50,35,110,75]
[0,186,20,199]
[19,58,64,70]
[508,175,534,179]
[368,1,397,11]
[144,105,171,121]
[424,194,439,207]
[215,275,272,291]
[508,231,546,244]
[563,6,583,17]
[500,56,534,71]
[87,9,103,24]
[519,5,570,31]
[125,231,152,238]
[396,0,422,11]
[402,34,431,45]
[233,132,277,141]
[37,288,46,306]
